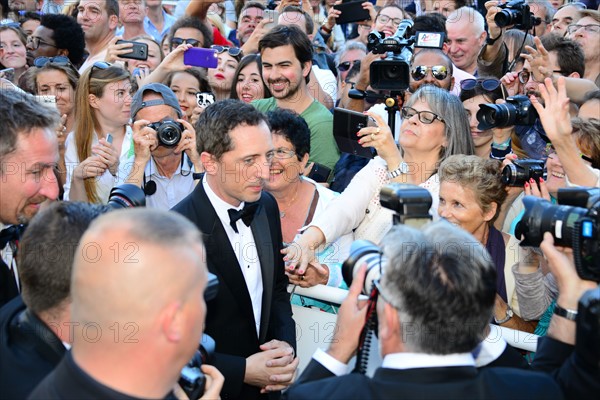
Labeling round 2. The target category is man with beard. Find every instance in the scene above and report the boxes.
[77,0,119,73]
[115,0,146,40]
[0,90,60,307]
[253,25,340,173]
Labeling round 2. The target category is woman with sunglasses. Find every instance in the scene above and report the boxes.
[207,45,242,101]
[460,78,526,159]
[0,25,27,85]
[30,56,80,185]
[264,109,353,312]
[283,86,474,275]
[65,63,135,204]
[230,53,271,103]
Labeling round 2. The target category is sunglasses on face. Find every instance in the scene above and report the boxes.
[33,55,70,68]
[211,45,242,57]
[337,60,359,72]
[171,37,201,48]
[411,65,448,81]
[401,106,445,124]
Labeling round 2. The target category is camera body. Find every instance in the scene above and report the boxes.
[495,0,541,31]
[516,188,599,281]
[502,159,546,187]
[147,119,184,147]
[367,21,443,91]
[477,95,538,130]
[342,184,432,294]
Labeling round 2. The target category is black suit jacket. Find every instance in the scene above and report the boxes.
[0,255,19,308]
[0,296,66,399]
[172,183,295,400]
[284,358,564,400]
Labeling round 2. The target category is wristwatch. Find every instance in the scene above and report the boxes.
[388,162,409,179]
[494,305,514,324]
[554,304,578,321]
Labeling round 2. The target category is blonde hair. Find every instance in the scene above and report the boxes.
[74,64,130,203]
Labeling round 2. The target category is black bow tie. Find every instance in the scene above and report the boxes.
[0,225,25,249]
[227,203,260,233]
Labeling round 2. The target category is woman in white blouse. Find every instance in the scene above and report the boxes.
[283,85,474,275]
[65,62,135,203]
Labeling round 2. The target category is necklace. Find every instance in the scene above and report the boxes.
[279,180,301,218]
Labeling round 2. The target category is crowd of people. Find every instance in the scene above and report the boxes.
[1,0,599,399]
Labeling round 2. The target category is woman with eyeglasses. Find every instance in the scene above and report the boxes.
[0,25,27,84]
[207,45,242,101]
[230,53,271,104]
[64,63,135,203]
[373,4,409,38]
[437,155,536,333]
[30,56,80,185]
[460,78,526,159]
[264,109,353,312]
[283,86,474,275]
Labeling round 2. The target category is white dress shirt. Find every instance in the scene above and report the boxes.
[144,155,196,210]
[202,176,263,336]
[0,223,19,292]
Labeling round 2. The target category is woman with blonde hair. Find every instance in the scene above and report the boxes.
[65,62,135,203]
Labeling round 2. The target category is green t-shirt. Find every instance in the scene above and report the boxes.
[252,97,340,172]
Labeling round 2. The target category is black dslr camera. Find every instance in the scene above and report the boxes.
[501,159,546,187]
[367,20,444,90]
[477,95,538,130]
[495,0,542,31]
[147,119,184,147]
[516,188,600,282]
[178,273,219,399]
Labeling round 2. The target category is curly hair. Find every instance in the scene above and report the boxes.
[438,155,507,224]
[40,13,86,67]
[168,16,214,49]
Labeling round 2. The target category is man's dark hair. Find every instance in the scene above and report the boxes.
[0,91,60,168]
[380,221,496,354]
[413,13,447,40]
[259,25,313,84]
[19,202,106,314]
[195,99,269,160]
[411,48,454,76]
[541,34,585,78]
[169,15,214,48]
[40,14,86,67]
[18,10,41,24]
[281,5,314,36]
[240,1,266,16]
[582,89,600,103]
[266,108,310,161]
[105,0,119,17]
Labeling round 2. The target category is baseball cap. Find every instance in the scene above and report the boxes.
[130,83,183,119]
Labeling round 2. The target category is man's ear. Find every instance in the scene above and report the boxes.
[568,72,580,79]
[108,14,119,31]
[160,301,184,343]
[57,49,69,57]
[201,152,217,175]
[302,60,312,80]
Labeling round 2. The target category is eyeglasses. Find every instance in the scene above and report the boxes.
[566,24,600,35]
[376,14,403,27]
[337,60,359,72]
[517,70,564,84]
[171,37,201,48]
[27,35,58,50]
[273,148,296,159]
[460,78,501,91]
[211,45,242,57]
[411,65,449,81]
[401,106,445,124]
[33,56,71,67]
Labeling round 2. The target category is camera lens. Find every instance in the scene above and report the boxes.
[158,121,182,147]
[476,103,515,130]
[107,184,146,209]
[495,9,520,28]
[342,240,384,295]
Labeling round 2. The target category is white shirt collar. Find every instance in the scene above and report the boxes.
[382,352,476,370]
[202,175,246,233]
[146,153,192,179]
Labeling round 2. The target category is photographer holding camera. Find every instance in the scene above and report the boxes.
[284,221,562,399]
[30,209,224,399]
[125,83,202,209]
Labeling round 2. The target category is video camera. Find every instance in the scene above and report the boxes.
[516,188,599,282]
[367,20,444,91]
[494,0,542,31]
[179,272,219,399]
[477,95,538,130]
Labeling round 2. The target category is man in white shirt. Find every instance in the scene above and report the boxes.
[285,221,563,399]
[144,0,176,42]
[77,0,119,73]
[115,0,146,39]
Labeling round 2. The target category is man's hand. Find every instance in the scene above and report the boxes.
[104,36,133,63]
[173,119,201,166]
[501,71,523,97]
[327,264,369,364]
[241,19,271,55]
[131,119,159,165]
[287,261,329,287]
[199,365,224,400]
[521,37,551,84]
[530,77,572,145]
[485,1,503,41]
[245,340,298,392]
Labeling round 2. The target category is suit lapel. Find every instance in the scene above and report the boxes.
[250,201,274,344]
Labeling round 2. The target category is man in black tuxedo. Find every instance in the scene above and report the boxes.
[284,221,563,400]
[0,90,60,308]
[173,99,298,399]
[0,202,104,399]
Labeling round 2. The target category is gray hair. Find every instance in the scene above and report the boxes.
[529,0,555,23]
[447,6,485,35]
[405,86,474,163]
[379,221,496,354]
[334,41,368,66]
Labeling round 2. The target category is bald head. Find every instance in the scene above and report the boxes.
[72,209,206,327]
